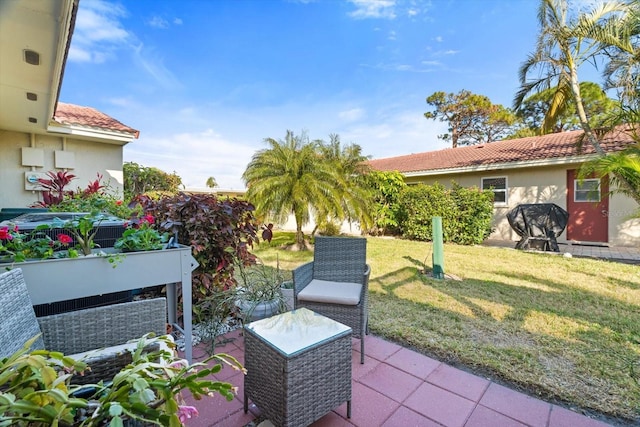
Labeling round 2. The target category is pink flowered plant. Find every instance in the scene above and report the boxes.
[177,405,199,423]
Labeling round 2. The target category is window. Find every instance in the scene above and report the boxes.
[574,179,601,202]
[482,177,507,205]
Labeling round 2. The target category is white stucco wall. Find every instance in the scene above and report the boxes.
[0,130,125,209]
[404,164,639,247]
[273,211,363,236]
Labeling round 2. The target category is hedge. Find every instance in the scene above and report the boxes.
[398,182,494,245]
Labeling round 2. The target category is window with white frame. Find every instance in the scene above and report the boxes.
[481,176,507,205]
[574,178,601,202]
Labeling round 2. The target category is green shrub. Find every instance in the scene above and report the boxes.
[150,193,259,310]
[363,170,406,235]
[397,182,493,245]
[398,183,457,241]
[449,184,494,244]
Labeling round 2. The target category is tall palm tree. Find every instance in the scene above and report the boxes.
[515,0,634,145]
[315,134,372,234]
[242,131,344,249]
[516,0,640,204]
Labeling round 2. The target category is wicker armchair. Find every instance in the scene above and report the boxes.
[293,236,370,363]
[0,268,168,384]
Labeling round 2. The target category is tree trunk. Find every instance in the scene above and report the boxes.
[569,64,604,155]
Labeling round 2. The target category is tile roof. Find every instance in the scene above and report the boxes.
[368,128,635,174]
[53,102,139,138]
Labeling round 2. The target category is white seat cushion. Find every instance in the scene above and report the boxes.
[297,279,362,305]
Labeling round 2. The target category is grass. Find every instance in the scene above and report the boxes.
[252,233,640,423]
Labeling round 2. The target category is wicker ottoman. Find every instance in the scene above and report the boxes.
[244,307,352,427]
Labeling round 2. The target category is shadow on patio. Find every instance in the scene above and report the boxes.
[179,329,612,427]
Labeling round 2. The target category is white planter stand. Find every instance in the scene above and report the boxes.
[16,245,199,362]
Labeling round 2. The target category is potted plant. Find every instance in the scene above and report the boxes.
[233,261,289,322]
[280,279,294,311]
[114,214,169,252]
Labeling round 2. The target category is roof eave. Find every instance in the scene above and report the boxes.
[48,0,78,124]
[47,122,138,145]
[402,154,602,177]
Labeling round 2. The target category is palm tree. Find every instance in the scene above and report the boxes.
[206,176,217,189]
[515,0,634,144]
[516,0,640,203]
[315,134,372,234]
[242,131,344,249]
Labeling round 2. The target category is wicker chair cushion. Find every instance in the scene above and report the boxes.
[0,269,45,358]
[297,279,362,305]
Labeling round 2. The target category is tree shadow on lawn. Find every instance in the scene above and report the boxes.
[369,261,640,423]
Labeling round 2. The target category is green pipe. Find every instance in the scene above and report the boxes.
[432,217,445,280]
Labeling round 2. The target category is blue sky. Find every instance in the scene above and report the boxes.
[60,0,581,190]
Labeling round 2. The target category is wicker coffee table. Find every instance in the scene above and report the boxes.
[244,307,352,427]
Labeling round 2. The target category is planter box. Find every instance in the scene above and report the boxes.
[13,245,199,362]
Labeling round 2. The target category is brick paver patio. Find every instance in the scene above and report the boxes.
[180,329,613,427]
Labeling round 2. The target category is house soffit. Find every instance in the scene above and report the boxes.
[0,0,76,135]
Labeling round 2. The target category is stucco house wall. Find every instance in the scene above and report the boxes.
[370,128,639,247]
[0,130,125,208]
[0,1,139,214]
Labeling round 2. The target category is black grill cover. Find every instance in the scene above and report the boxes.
[507,203,569,252]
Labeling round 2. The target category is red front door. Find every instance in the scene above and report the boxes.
[566,169,608,243]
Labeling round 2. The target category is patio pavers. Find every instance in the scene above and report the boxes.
[180,333,614,427]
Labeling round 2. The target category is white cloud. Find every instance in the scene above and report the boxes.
[388,30,397,41]
[131,44,182,90]
[173,18,183,25]
[338,108,366,122]
[69,1,179,88]
[147,16,169,29]
[348,0,397,19]
[347,0,431,20]
[360,62,437,73]
[70,0,130,63]
[342,111,448,159]
[124,129,256,190]
[435,35,443,42]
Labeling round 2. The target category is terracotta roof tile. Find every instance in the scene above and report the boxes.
[53,102,139,138]
[368,128,634,173]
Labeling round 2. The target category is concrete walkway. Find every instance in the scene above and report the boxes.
[483,239,640,264]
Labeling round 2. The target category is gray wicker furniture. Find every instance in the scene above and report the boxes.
[0,268,168,384]
[244,308,352,427]
[293,236,370,363]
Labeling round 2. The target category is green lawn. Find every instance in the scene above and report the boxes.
[252,234,640,422]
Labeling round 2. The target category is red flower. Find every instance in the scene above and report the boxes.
[0,227,13,241]
[57,234,73,244]
[116,200,123,206]
[143,215,155,225]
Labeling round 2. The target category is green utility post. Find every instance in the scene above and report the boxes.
[432,216,445,279]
